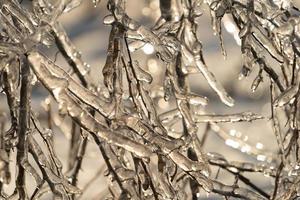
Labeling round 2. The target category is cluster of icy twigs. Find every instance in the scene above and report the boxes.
[0,0,300,199]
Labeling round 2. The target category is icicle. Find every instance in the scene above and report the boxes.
[251,73,263,92]
[238,65,251,80]
[208,1,228,59]
[63,0,82,13]
[195,59,234,107]
[179,16,234,106]
[273,84,299,107]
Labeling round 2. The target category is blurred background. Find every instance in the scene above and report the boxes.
[1,0,300,199]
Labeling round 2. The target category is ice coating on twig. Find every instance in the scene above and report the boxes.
[28,51,153,159]
[0,0,299,199]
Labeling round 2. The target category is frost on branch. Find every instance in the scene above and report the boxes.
[0,0,299,199]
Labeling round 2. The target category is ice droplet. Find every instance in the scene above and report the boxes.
[103,15,115,25]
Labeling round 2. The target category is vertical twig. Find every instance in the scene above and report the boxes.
[16,56,31,199]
